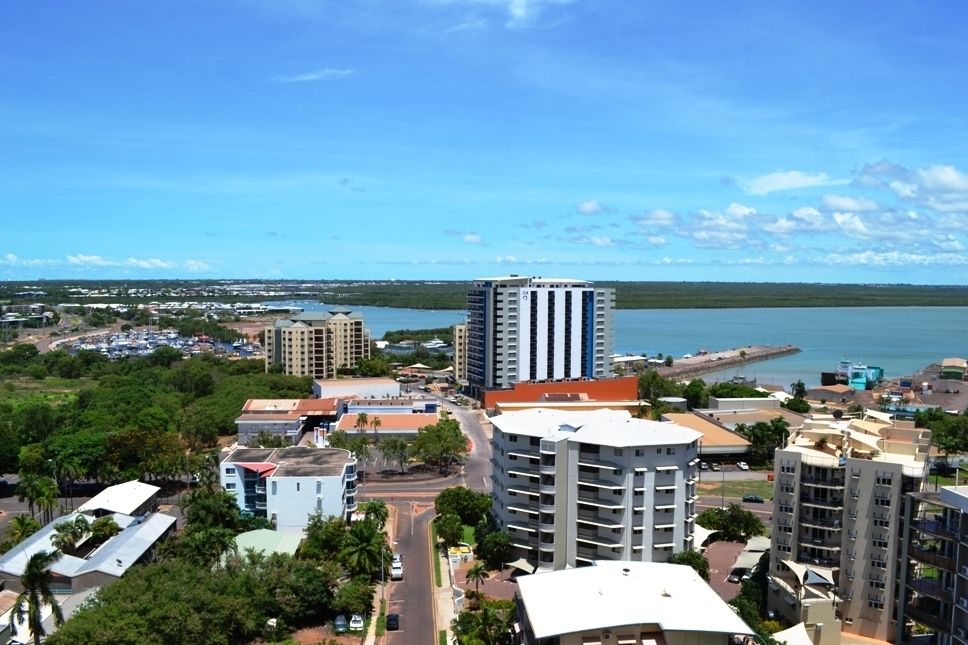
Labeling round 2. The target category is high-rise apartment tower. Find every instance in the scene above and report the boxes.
[466,276,614,393]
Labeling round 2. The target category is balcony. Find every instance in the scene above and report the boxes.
[911,518,957,540]
[800,516,842,530]
[906,600,949,632]
[576,512,623,529]
[800,475,845,489]
[538,520,555,532]
[798,536,841,550]
[538,541,555,553]
[799,494,844,509]
[539,483,556,495]
[796,552,840,568]
[577,475,625,490]
[576,530,623,549]
[507,504,539,516]
[254,485,266,494]
[255,501,267,510]
[538,502,556,513]
[909,578,954,602]
[539,463,557,475]
[577,494,625,510]
[507,521,538,533]
[910,546,957,571]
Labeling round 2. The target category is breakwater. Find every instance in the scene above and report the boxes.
[655,344,801,381]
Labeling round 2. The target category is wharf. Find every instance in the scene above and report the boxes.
[655,344,800,381]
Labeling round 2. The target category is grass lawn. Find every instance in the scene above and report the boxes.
[462,524,476,546]
[0,376,94,405]
[697,479,775,500]
[439,630,448,645]
[926,469,968,488]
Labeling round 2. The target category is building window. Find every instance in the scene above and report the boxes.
[867,600,884,610]
[871,560,886,569]
[225,468,235,475]
[614,448,623,457]
[225,483,236,490]
[666,447,676,455]
[296,482,301,492]
[635,449,644,457]
[872,539,888,549]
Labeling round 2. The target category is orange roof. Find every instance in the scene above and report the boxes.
[662,412,751,448]
[336,413,439,432]
[241,398,338,418]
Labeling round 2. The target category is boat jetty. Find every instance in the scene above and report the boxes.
[62,328,264,361]
[653,344,800,381]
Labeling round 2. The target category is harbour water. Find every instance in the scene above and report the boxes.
[270,302,968,387]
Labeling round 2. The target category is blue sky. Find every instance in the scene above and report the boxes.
[3,1,968,283]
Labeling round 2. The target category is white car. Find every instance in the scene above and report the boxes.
[349,614,365,631]
[736,461,749,471]
[390,562,404,581]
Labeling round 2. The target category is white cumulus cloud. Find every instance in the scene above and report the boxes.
[791,207,824,227]
[821,194,878,212]
[630,209,676,227]
[647,236,666,245]
[576,199,609,215]
[67,254,114,267]
[743,170,847,195]
[726,202,756,217]
[184,260,211,271]
[463,233,483,244]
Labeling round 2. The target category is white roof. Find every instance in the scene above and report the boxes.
[517,561,754,639]
[773,623,815,645]
[78,480,159,516]
[491,408,701,448]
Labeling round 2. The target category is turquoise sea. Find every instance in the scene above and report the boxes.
[270,302,968,387]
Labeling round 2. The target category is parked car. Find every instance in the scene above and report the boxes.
[742,494,764,503]
[710,463,721,471]
[736,461,749,471]
[349,614,365,631]
[390,562,404,581]
[334,615,348,634]
[727,567,748,583]
[391,552,402,564]
[386,613,400,631]
[700,462,709,470]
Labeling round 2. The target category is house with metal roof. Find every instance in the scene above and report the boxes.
[0,507,176,594]
[77,480,160,517]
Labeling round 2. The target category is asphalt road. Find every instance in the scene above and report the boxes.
[386,502,434,645]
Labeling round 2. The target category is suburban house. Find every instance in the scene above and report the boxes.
[0,481,176,594]
[220,446,358,531]
[514,560,754,645]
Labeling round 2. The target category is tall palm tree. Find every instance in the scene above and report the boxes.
[50,516,89,555]
[16,474,42,519]
[6,515,41,546]
[465,561,489,594]
[370,416,382,445]
[339,520,386,577]
[56,458,84,512]
[354,412,369,435]
[34,478,59,525]
[10,549,64,645]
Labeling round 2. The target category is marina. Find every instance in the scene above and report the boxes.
[62,328,264,360]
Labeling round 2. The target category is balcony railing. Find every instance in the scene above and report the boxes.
[905,601,949,632]
[909,578,954,602]
[577,495,625,509]
[800,516,842,530]
[800,494,844,508]
[911,519,956,540]
[576,512,623,529]
[910,546,956,571]
[800,475,846,488]
[796,552,840,567]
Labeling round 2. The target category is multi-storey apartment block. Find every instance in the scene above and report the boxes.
[220,446,358,532]
[453,322,467,383]
[466,276,614,393]
[897,484,968,645]
[768,412,931,643]
[490,408,701,572]
[265,309,371,379]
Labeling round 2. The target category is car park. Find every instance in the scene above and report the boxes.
[390,562,404,581]
[700,462,709,470]
[334,615,348,634]
[736,461,749,471]
[349,614,365,631]
[386,613,400,631]
[742,494,764,503]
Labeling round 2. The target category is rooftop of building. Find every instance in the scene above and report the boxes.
[491,408,701,448]
[335,412,439,432]
[780,411,930,474]
[472,275,594,287]
[222,446,353,477]
[234,529,302,558]
[661,412,751,448]
[701,407,808,430]
[516,560,754,640]
[77,480,159,516]
[271,309,364,327]
[240,398,338,418]
[343,397,437,407]
[314,376,398,388]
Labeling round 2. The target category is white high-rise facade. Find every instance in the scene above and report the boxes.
[466,276,614,392]
[490,408,702,572]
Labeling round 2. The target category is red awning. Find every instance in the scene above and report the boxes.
[238,462,277,476]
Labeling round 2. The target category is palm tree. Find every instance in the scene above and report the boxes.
[50,516,89,554]
[55,458,84,512]
[354,412,369,435]
[6,515,41,546]
[16,474,42,519]
[361,499,389,531]
[370,416,382,445]
[339,520,386,577]
[35,477,59,525]
[10,550,64,645]
[465,561,488,594]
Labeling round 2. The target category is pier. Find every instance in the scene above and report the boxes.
[654,344,801,381]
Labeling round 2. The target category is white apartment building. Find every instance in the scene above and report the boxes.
[768,411,930,644]
[265,309,371,379]
[220,446,358,532]
[490,408,701,572]
[466,276,614,392]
